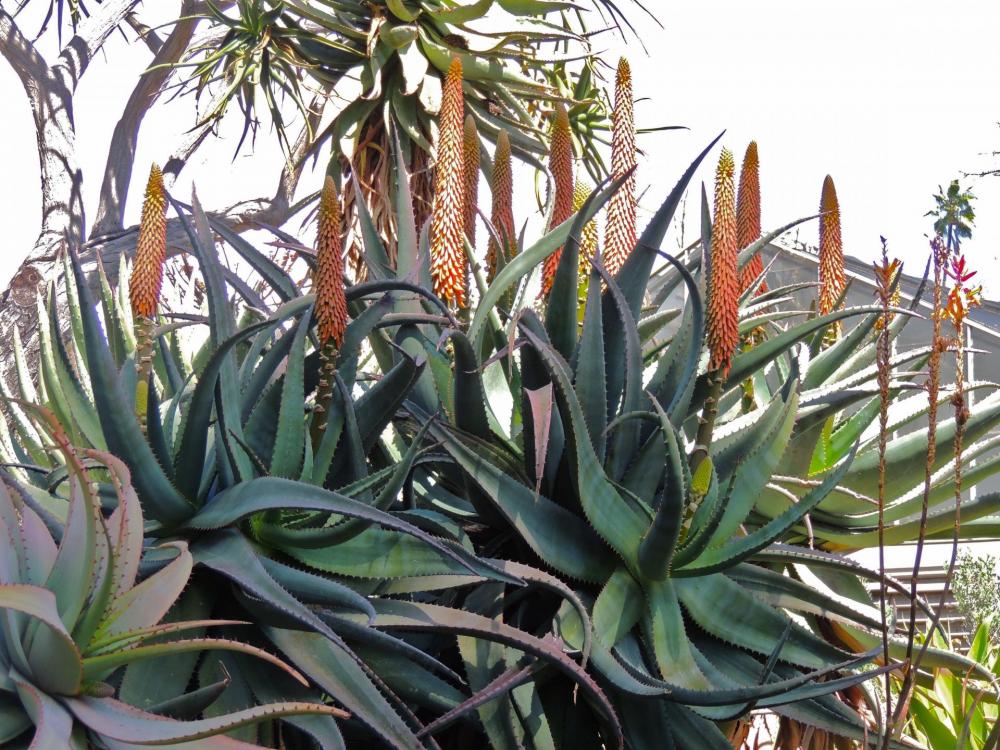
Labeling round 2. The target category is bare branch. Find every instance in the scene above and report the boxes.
[55,0,142,89]
[91,0,203,238]
[0,7,50,86]
[125,13,165,55]
[0,7,82,256]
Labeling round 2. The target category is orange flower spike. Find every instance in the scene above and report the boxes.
[706,148,740,376]
[129,164,168,318]
[487,129,515,281]
[314,177,349,348]
[429,56,468,308]
[736,141,766,294]
[604,57,637,277]
[541,103,574,296]
[818,175,846,316]
[462,115,480,250]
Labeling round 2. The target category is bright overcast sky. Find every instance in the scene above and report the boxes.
[1,0,1000,295]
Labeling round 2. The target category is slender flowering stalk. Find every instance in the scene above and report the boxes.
[429,56,468,308]
[540,103,574,297]
[487,130,515,282]
[313,177,349,434]
[736,141,766,294]
[604,57,636,278]
[691,148,737,472]
[873,240,898,740]
[818,175,846,316]
[129,164,167,429]
[890,236,947,737]
[901,252,983,732]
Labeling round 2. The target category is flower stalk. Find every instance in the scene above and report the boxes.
[430,56,468,308]
[540,103,574,297]
[604,57,636,278]
[129,164,167,430]
[487,130,515,282]
[691,147,738,472]
[736,141,765,294]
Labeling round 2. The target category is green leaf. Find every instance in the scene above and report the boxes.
[1,586,81,694]
[68,247,192,525]
[64,694,342,745]
[269,311,310,478]
[593,567,642,648]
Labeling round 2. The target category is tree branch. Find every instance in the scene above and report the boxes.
[55,0,141,90]
[0,7,49,85]
[91,0,203,238]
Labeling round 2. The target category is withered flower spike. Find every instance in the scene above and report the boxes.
[487,130,515,282]
[819,175,846,316]
[314,176,349,348]
[604,57,636,278]
[129,164,167,318]
[707,148,739,376]
[541,103,574,296]
[429,56,468,308]
[736,141,766,294]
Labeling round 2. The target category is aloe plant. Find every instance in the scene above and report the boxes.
[0,406,344,748]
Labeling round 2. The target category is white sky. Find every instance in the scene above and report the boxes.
[1,0,1000,297]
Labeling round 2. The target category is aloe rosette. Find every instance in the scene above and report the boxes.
[0,407,346,748]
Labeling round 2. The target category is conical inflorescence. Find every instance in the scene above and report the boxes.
[487,130,515,282]
[575,180,599,274]
[429,57,468,308]
[462,115,480,251]
[707,148,740,376]
[736,141,766,294]
[129,164,167,319]
[129,164,168,428]
[540,103,575,296]
[314,176,349,349]
[819,175,845,316]
[604,57,636,278]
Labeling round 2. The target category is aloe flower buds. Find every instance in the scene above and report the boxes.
[819,175,845,316]
[430,57,468,308]
[575,180,599,273]
[462,115,480,251]
[541,103,574,296]
[604,57,637,278]
[736,141,765,294]
[707,148,739,376]
[315,177,348,349]
[487,130,515,282]
[129,164,167,319]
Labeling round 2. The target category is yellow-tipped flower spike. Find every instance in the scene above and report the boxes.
[736,141,766,294]
[819,175,846,316]
[487,130,515,282]
[574,179,599,273]
[129,164,167,318]
[315,176,349,348]
[604,57,636,278]
[707,148,740,377]
[541,103,574,297]
[429,56,468,308]
[462,115,480,250]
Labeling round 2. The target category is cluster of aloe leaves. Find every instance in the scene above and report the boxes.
[3,132,1000,748]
